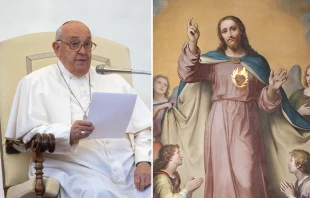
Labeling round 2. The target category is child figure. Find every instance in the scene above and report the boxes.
[153,144,203,198]
[280,149,310,198]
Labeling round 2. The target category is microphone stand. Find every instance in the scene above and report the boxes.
[96,65,151,75]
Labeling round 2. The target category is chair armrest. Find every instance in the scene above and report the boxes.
[5,133,56,198]
[6,133,55,153]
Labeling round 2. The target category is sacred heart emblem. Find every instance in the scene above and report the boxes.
[235,74,246,86]
[231,67,248,88]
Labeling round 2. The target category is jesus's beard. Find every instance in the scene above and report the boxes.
[226,39,241,51]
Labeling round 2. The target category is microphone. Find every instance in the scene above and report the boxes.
[96,65,151,75]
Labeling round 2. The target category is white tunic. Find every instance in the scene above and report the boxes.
[5,61,152,198]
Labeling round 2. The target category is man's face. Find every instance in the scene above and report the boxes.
[171,148,183,166]
[288,157,299,174]
[154,77,168,96]
[53,22,92,77]
[220,19,242,51]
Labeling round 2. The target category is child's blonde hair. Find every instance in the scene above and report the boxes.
[290,149,310,174]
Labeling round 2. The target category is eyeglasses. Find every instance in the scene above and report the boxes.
[56,40,97,51]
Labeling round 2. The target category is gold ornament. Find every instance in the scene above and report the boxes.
[230,57,241,64]
[231,67,248,88]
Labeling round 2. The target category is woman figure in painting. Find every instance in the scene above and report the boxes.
[176,16,288,197]
[153,144,203,198]
[153,74,174,142]
[289,65,310,122]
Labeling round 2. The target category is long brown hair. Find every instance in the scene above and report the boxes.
[217,16,256,55]
[154,144,179,172]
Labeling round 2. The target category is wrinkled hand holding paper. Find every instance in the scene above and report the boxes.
[85,92,137,140]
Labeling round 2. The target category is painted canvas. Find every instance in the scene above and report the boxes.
[153,0,310,197]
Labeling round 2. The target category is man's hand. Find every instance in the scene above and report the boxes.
[187,17,200,54]
[134,162,151,191]
[187,17,200,44]
[269,68,287,91]
[70,120,94,142]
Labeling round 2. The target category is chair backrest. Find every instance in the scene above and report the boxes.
[0,32,132,189]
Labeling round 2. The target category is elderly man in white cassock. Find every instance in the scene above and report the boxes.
[5,21,152,198]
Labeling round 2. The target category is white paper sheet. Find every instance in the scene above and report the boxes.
[85,92,137,140]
